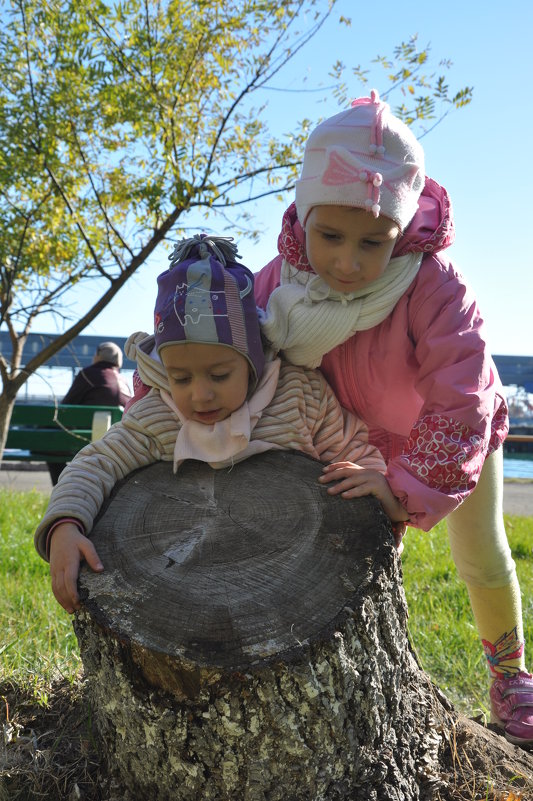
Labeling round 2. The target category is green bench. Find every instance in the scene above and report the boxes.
[4,403,123,464]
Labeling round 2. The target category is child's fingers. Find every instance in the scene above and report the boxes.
[319,466,364,485]
[79,539,104,573]
[335,483,375,499]
[63,564,82,612]
[50,540,103,614]
[62,542,103,613]
[320,469,374,491]
[318,472,340,485]
[321,461,363,474]
[51,567,78,614]
[325,477,376,497]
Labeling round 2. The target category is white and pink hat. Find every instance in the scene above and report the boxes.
[295,90,425,231]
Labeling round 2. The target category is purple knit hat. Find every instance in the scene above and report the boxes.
[154,235,265,388]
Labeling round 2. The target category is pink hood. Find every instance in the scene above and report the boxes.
[392,176,454,256]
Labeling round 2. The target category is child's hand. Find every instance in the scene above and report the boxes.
[49,523,104,614]
[319,462,408,524]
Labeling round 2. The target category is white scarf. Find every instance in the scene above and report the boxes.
[161,359,282,471]
[261,252,422,368]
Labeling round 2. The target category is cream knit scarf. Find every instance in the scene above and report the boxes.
[261,252,422,368]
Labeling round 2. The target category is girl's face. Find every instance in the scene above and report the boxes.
[161,343,250,424]
[305,205,400,292]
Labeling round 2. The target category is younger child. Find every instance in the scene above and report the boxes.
[35,234,403,616]
[254,90,533,745]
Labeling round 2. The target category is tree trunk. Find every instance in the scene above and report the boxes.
[73,452,533,801]
[0,389,18,463]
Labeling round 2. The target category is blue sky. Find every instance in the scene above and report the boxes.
[37,0,533,359]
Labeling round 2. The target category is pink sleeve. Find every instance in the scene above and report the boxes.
[386,457,464,531]
[384,267,508,530]
[254,255,283,309]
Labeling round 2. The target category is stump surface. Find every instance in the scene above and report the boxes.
[80,451,392,672]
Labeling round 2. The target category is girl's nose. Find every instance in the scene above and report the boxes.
[192,379,215,402]
[336,250,361,274]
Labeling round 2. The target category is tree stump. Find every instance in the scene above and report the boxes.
[73,452,533,801]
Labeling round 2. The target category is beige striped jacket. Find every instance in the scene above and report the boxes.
[34,333,385,559]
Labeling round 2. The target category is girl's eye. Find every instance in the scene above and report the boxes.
[362,239,381,248]
[172,376,190,385]
[211,373,230,382]
[321,232,341,242]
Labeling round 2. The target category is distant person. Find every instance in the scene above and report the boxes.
[62,341,131,407]
[47,342,131,485]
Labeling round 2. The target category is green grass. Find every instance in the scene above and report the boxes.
[0,489,82,702]
[1,487,532,718]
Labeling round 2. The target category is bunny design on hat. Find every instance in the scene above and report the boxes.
[171,259,252,333]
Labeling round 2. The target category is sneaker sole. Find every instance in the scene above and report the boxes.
[491,712,533,746]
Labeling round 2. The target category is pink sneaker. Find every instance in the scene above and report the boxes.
[490,671,533,746]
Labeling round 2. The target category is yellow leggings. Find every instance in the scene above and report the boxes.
[446,448,525,677]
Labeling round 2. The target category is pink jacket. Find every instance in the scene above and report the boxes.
[254,178,508,530]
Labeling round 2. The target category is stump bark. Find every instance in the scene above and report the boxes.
[73,452,533,801]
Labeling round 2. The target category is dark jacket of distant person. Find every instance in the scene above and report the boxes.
[62,341,131,407]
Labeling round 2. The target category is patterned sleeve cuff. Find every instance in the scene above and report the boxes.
[400,413,486,493]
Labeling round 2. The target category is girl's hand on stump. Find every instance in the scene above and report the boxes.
[319,462,408,532]
[49,522,104,614]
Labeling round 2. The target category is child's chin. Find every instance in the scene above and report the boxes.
[193,410,225,424]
